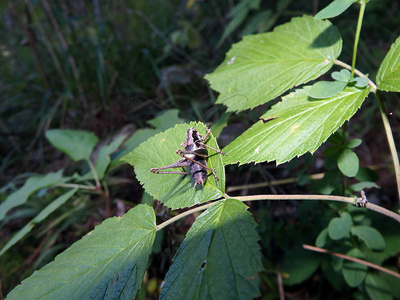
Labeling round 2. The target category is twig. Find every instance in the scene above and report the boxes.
[334,59,376,93]
[303,244,400,279]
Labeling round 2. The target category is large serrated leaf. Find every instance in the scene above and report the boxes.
[376,35,400,92]
[223,85,370,165]
[46,129,99,161]
[0,188,78,257]
[205,15,342,112]
[122,122,225,210]
[160,199,262,299]
[7,204,156,300]
[0,170,64,221]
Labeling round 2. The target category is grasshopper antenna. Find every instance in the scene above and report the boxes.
[130,95,188,129]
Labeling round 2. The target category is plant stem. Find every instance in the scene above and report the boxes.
[56,183,96,190]
[303,244,400,279]
[88,160,101,189]
[351,1,366,79]
[376,91,400,202]
[156,194,400,231]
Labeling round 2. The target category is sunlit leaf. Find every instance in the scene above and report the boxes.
[206,15,342,112]
[376,35,400,92]
[160,199,262,299]
[7,204,156,300]
[223,85,370,165]
[0,170,64,221]
[46,129,98,161]
[122,122,225,209]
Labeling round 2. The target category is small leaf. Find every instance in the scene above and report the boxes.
[328,212,352,240]
[6,205,156,300]
[307,80,347,99]
[315,0,358,20]
[365,273,393,300]
[350,181,379,192]
[122,122,225,210]
[351,225,386,251]
[376,35,400,92]
[46,129,99,161]
[331,69,351,82]
[345,138,362,148]
[337,149,359,177]
[342,248,367,287]
[352,76,369,88]
[316,228,329,247]
[0,189,78,257]
[223,85,370,165]
[160,199,262,299]
[206,15,342,111]
[0,170,64,221]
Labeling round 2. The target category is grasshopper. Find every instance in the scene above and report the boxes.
[150,126,225,188]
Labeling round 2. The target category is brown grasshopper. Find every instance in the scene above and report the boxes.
[150,126,225,188]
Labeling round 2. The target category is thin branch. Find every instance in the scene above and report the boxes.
[334,59,376,92]
[303,244,400,279]
[156,193,400,231]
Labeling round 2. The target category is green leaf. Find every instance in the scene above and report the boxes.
[281,249,321,285]
[365,273,393,300]
[332,69,351,82]
[205,16,342,112]
[342,248,367,287]
[223,85,370,165]
[337,148,359,177]
[350,181,379,191]
[80,135,126,181]
[0,189,78,257]
[351,225,386,251]
[307,80,347,99]
[0,170,64,221]
[7,204,156,300]
[122,122,225,209]
[328,212,352,240]
[345,138,362,148]
[46,129,99,161]
[160,199,262,299]
[352,76,369,88]
[314,0,358,20]
[376,35,400,92]
[316,228,329,247]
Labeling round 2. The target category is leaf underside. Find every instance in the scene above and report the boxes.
[160,199,262,299]
[223,85,370,165]
[205,15,342,112]
[376,35,400,92]
[7,204,156,300]
[122,122,225,210]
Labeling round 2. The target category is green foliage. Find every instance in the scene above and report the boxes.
[222,85,369,165]
[6,204,156,300]
[160,199,262,299]
[314,0,359,20]
[206,16,342,111]
[2,1,400,299]
[376,35,400,92]
[122,122,225,209]
[46,129,99,162]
